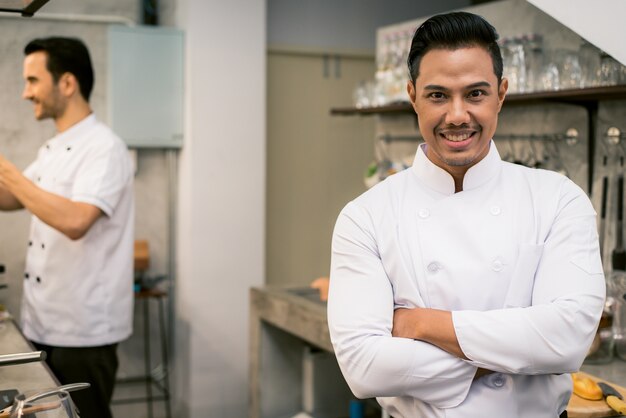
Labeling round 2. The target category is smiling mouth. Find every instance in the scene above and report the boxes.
[440,131,476,142]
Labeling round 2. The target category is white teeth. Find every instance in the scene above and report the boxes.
[444,133,471,142]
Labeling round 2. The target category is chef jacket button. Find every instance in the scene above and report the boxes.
[41,243,45,249]
[24,273,29,279]
[490,205,501,216]
[427,262,440,273]
[36,277,41,283]
[418,209,430,219]
[492,259,504,272]
[28,241,32,247]
[37,177,41,182]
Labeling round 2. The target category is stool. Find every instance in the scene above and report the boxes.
[112,240,172,418]
[113,288,172,418]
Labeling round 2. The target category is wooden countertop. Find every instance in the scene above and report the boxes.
[250,286,331,352]
[250,286,626,418]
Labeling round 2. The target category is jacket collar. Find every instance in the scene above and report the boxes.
[411,140,502,195]
[47,113,97,148]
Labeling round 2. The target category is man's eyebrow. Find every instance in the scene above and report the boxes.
[424,84,448,91]
[423,81,492,91]
[466,81,492,89]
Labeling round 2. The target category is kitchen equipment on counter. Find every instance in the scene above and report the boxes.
[568,372,626,417]
[0,383,89,418]
[6,390,74,418]
[0,352,45,367]
[598,382,626,415]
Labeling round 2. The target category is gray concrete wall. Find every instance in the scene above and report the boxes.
[267,0,471,53]
[0,2,176,418]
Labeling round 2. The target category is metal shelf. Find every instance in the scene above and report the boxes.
[329,85,626,116]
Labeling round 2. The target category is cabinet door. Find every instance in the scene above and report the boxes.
[108,25,184,148]
[267,51,375,286]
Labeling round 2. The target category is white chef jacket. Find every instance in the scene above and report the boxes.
[21,114,134,347]
[328,142,605,418]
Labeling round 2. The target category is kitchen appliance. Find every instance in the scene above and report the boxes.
[0,352,46,367]
[0,0,50,17]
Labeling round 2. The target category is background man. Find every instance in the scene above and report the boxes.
[0,37,134,418]
[328,12,605,418]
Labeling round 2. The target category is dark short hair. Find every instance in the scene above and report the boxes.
[407,11,503,85]
[24,37,94,101]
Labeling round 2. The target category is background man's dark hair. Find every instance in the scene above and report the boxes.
[407,11,503,85]
[24,37,94,102]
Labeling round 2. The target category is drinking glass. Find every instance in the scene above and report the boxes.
[539,49,560,91]
[502,37,527,93]
[600,52,621,86]
[8,390,78,418]
[524,34,544,92]
[579,41,601,88]
[558,50,582,90]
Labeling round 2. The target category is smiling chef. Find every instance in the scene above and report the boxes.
[327,12,605,418]
[0,37,133,418]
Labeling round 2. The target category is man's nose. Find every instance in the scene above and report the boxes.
[22,85,32,100]
[445,98,471,125]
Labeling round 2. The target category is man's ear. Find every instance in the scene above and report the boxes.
[58,72,78,98]
[407,80,418,114]
[497,77,508,112]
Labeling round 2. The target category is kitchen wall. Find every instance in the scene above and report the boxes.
[0,0,177,315]
[265,0,472,289]
[174,1,266,417]
[0,1,176,417]
[267,0,472,53]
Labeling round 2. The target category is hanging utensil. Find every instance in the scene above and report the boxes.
[612,175,625,271]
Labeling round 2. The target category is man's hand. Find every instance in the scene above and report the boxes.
[0,154,24,210]
[392,307,468,359]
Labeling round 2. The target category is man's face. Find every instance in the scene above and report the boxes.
[408,46,507,177]
[22,51,66,120]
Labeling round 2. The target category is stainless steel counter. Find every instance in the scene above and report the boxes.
[582,359,626,386]
[0,317,58,398]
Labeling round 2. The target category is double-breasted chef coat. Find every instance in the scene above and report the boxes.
[328,142,605,418]
[20,114,134,348]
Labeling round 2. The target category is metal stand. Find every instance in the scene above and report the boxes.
[113,288,172,418]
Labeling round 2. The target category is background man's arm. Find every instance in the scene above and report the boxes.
[0,185,23,210]
[0,154,102,240]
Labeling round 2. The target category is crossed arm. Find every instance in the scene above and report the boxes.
[0,154,102,240]
[328,191,605,407]
[392,307,466,359]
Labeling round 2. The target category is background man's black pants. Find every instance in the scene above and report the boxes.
[32,342,118,418]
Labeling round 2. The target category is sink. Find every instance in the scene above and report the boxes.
[285,287,326,305]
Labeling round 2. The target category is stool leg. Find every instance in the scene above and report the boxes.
[158,297,172,418]
[144,297,153,418]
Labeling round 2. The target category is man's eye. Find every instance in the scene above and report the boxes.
[428,92,445,100]
[468,90,486,98]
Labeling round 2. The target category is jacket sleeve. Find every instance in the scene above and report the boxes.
[328,202,476,408]
[453,180,606,374]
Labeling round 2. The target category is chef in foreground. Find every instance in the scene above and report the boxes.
[327,12,605,418]
[0,37,134,418]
